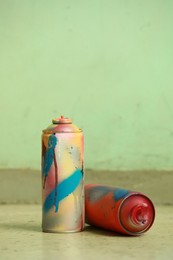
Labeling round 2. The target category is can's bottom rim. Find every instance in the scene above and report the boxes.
[42,228,84,234]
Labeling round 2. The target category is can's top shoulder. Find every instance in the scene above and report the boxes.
[42,116,82,134]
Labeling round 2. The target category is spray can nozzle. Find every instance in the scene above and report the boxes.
[130,203,149,225]
[52,116,72,124]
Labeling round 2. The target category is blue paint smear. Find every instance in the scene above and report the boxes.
[42,135,57,177]
[43,169,82,213]
[87,186,114,202]
[113,188,129,201]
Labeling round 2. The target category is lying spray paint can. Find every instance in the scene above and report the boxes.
[42,116,84,233]
[85,184,155,235]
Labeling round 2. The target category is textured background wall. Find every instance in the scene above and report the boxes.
[0,0,173,170]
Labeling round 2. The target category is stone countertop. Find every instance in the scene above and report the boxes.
[0,169,172,205]
[0,205,172,260]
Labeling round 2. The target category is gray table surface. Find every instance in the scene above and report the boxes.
[0,205,172,260]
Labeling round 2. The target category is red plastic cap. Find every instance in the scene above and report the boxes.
[52,116,72,124]
[119,194,155,235]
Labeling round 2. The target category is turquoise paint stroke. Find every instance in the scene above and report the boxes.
[43,169,82,213]
[42,134,57,177]
[114,188,129,201]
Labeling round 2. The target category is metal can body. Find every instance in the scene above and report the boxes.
[42,116,84,233]
[85,184,155,235]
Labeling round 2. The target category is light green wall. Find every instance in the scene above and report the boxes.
[0,0,173,170]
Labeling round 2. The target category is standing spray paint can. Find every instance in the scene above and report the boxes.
[85,184,155,235]
[42,116,84,233]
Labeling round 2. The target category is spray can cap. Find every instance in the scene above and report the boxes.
[52,115,72,124]
[119,194,155,235]
[43,115,82,133]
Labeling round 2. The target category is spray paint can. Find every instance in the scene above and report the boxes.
[85,184,155,235]
[42,116,84,233]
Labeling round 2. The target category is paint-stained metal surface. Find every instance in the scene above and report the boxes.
[42,116,84,233]
[85,184,155,235]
